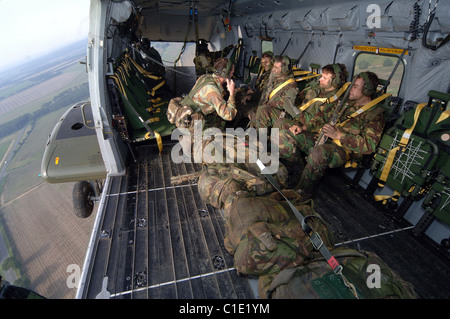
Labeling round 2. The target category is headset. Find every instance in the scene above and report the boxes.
[331,63,345,88]
[214,58,233,79]
[280,55,292,75]
[359,71,377,97]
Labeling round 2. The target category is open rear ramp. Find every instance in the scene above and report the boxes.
[76,138,255,299]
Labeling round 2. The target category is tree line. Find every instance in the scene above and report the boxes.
[0,83,89,139]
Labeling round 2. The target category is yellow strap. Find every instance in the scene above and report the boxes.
[146,107,161,113]
[146,117,160,123]
[294,73,320,82]
[126,54,162,80]
[148,80,166,96]
[299,82,351,112]
[293,70,313,76]
[153,101,166,107]
[269,78,295,100]
[155,132,163,154]
[378,145,400,187]
[397,103,426,149]
[300,97,328,111]
[145,131,163,154]
[436,110,450,124]
[378,102,427,187]
[337,93,392,127]
[374,190,401,205]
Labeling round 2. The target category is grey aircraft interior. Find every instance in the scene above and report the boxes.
[39,0,450,300]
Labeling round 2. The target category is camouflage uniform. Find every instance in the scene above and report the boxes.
[297,100,386,196]
[274,85,340,129]
[250,74,299,128]
[181,74,237,130]
[235,68,272,119]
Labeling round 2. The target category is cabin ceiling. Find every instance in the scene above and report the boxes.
[133,0,357,17]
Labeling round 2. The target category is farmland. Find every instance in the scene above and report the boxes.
[0,41,95,299]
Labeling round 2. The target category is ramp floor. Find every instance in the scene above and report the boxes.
[78,139,449,299]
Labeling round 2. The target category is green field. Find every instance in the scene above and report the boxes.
[0,55,94,299]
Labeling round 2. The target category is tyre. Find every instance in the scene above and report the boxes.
[72,181,95,218]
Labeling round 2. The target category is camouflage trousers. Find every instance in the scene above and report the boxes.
[276,124,348,195]
[249,104,286,128]
[299,143,348,195]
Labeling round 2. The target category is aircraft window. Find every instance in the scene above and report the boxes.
[151,42,196,67]
[262,40,273,55]
[353,53,404,96]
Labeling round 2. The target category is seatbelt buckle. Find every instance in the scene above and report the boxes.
[309,232,324,250]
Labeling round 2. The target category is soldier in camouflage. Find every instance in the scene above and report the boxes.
[180,57,237,131]
[233,51,274,126]
[276,64,348,164]
[194,39,234,77]
[239,51,274,108]
[274,63,348,131]
[282,72,385,199]
[248,56,299,129]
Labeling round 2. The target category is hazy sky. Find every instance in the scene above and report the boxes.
[0,0,90,72]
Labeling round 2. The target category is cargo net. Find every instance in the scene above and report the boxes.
[440,186,450,211]
[381,132,428,184]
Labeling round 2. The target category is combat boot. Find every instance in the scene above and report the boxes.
[280,158,304,189]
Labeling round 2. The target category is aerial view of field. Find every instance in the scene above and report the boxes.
[0,40,95,299]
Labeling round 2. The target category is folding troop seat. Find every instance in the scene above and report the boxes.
[108,53,175,148]
[365,90,450,231]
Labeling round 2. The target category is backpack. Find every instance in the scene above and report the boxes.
[259,247,417,299]
[197,163,288,209]
[223,190,334,276]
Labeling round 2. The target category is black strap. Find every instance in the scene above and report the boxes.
[256,160,342,274]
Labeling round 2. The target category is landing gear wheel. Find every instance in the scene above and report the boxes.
[73,181,95,218]
[441,238,450,249]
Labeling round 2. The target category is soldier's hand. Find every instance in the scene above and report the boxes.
[289,125,303,136]
[226,79,235,95]
[322,124,342,139]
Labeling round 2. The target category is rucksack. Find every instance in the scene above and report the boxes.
[259,247,417,299]
[223,190,334,276]
[198,163,288,209]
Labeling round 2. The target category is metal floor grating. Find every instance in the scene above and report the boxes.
[77,140,255,299]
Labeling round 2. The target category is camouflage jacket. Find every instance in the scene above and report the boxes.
[251,70,271,103]
[333,101,386,157]
[297,85,343,127]
[259,74,299,117]
[187,74,237,121]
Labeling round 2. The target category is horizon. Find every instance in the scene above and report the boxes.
[0,0,90,73]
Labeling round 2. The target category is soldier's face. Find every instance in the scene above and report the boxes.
[271,61,283,77]
[349,78,365,101]
[319,71,334,90]
[261,56,273,71]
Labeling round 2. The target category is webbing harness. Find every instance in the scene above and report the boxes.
[269,78,296,100]
[377,102,426,188]
[299,82,351,112]
[329,93,392,168]
[256,160,359,299]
